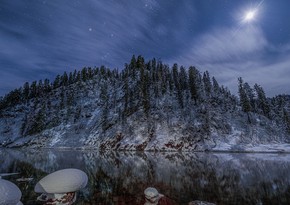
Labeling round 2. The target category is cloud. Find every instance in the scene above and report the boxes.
[184,26,267,64]
[0,0,157,96]
[1,0,288,98]
[197,57,290,97]
[172,25,290,97]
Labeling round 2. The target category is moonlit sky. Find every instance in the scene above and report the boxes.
[1,0,290,97]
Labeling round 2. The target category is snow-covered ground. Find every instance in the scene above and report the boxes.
[0,59,289,152]
[213,141,290,153]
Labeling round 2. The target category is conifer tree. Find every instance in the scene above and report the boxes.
[43,79,51,93]
[243,82,256,112]
[130,55,137,68]
[172,63,183,108]
[100,82,109,130]
[53,75,61,89]
[179,66,188,91]
[238,77,251,122]
[87,67,94,79]
[283,108,290,133]
[212,77,220,95]
[254,84,270,118]
[140,64,150,117]
[68,72,74,84]
[27,105,46,135]
[188,66,199,104]
[37,80,43,97]
[203,71,212,97]
[61,71,68,86]
[29,81,38,98]
[81,67,88,82]
[76,71,81,82]
[22,82,30,101]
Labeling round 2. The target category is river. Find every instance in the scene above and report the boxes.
[1,148,290,204]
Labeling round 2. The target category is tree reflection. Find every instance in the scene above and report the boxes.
[1,149,290,205]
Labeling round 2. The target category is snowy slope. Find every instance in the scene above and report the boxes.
[0,57,289,152]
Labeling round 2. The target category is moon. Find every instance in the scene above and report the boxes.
[244,10,256,22]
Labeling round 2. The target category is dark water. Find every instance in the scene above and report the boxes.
[1,149,290,205]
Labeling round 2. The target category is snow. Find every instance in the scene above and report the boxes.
[0,58,289,153]
[211,140,290,153]
[34,168,88,193]
[0,179,22,205]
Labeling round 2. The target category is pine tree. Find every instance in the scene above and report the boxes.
[27,105,46,135]
[179,66,188,91]
[283,108,290,133]
[212,76,220,95]
[37,80,43,97]
[243,82,256,112]
[61,71,68,86]
[140,64,150,117]
[59,88,65,109]
[203,71,212,97]
[100,82,109,131]
[68,72,73,84]
[43,79,51,93]
[29,81,38,98]
[130,55,137,68]
[172,63,183,108]
[238,77,251,122]
[53,75,61,89]
[81,67,88,82]
[137,55,145,69]
[188,66,199,104]
[22,82,30,101]
[254,84,271,118]
[87,67,94,79]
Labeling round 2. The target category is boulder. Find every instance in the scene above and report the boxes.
[35,168,88,194]
[0,179,23,205]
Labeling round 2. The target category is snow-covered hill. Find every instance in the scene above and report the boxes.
[0,56,290,151]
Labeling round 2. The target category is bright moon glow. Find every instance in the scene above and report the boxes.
[244,10,256,21]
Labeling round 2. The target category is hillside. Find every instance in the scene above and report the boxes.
[0,56,290,151]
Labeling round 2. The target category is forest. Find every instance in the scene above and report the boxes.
[0,55,289,149]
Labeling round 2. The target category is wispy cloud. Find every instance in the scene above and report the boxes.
[172,25,290,96]
[0,1,289,97]
[178,25,268,64]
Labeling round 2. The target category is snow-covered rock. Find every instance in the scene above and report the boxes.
[0,179,23,205]
[35,168,88,194]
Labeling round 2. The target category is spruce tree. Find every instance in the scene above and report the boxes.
[61,71,68,86]
[238,77,251,122]
[203,71,212,97]
[188,66,199,104]
[22,82,30,101]
[53,75,61,89]
[212,77,220,95]
[100,82,109,131]
[254,84,270,118]
[43,79,51,93]
[29,81,38,98]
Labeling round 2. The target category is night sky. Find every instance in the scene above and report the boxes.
[1,0,290,97]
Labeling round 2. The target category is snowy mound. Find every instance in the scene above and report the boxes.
[0,179,22,205]
[34,168,88,194]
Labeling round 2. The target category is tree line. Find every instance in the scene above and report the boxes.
[0,55,289,136]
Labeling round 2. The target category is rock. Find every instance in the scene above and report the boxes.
[144,187,174,205]
[0,179,23,205]
[34,168,88,194]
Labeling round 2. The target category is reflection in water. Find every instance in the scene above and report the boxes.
[1,148,290,205]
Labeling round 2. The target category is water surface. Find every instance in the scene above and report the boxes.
[1,149,290,204]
